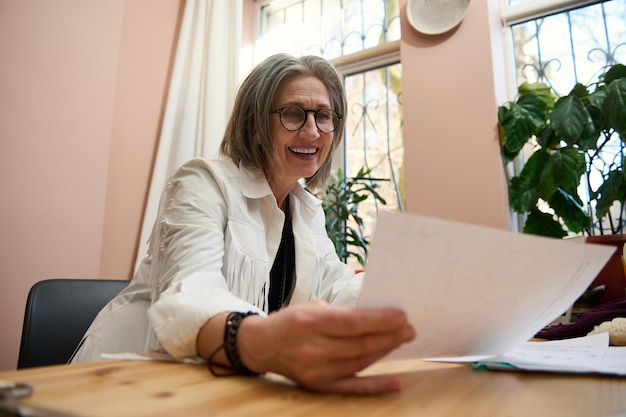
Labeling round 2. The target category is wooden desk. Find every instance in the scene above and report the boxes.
[1,359,625,417]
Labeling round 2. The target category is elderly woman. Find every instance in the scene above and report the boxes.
[72,54,415,394]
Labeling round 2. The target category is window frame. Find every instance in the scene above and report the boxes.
[502,0,605,25]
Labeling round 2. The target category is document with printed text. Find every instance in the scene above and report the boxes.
[472,332,626,376]
[358,212,616,367]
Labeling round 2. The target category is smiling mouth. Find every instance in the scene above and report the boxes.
[289,147,317,155]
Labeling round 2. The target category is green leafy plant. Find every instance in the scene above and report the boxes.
[499,63,626,238]
[318,166,388,266]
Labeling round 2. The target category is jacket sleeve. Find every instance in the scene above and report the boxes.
[145,159,264,360]
[292,188,364,307]
[318,234,365,307]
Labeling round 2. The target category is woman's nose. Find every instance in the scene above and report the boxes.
[299,113,320,138]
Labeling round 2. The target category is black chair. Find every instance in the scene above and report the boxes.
[18,278,128,369]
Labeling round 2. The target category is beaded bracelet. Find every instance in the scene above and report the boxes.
[207,311,261,377]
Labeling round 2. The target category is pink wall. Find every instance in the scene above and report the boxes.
[0,0,510,371]
[99,0,183,280]
[400,0,510,228]
[0,0,183,371]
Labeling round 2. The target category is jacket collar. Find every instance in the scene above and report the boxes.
[238,163,273,199]
[238,163,323,212]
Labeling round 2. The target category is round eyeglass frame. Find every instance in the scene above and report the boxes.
[270,106,343,134]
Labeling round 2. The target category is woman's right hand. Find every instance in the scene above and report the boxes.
[237,300,415,394]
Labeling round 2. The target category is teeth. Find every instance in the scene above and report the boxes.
[290,147,316,154]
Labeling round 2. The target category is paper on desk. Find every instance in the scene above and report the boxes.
[102,352,203,364]
[357,212,615,361]
[472,332,626,376]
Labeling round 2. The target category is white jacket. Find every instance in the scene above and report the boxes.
[72,158,362,363]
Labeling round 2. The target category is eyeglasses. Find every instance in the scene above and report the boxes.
[270,106,342,134]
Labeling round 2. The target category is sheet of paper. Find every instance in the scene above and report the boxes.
[473,332,626,376]
[358,212,615,361]
[498,331,609,370]
[102,352,203,364]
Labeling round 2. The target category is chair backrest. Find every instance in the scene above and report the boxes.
[18,278,128,369]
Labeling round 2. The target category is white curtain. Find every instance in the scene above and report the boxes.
[134,0,242,272]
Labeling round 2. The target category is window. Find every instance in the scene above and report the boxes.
[504,0,625,94]
[257,0,400,59]
[502,0,626,234]
[256,0,404,267]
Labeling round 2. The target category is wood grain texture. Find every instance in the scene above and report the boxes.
[1,359,625,417]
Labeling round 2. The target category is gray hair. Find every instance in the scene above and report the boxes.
[220,53,346,190]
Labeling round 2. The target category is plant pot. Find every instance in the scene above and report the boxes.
[585,234,626,303]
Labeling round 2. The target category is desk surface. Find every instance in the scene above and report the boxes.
[1,359,625,417]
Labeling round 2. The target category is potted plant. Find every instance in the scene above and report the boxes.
[316,166,388,267]
[499,63,626,238]
[498,62,626,301]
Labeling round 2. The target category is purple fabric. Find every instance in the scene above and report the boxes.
[536,297,626,340]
